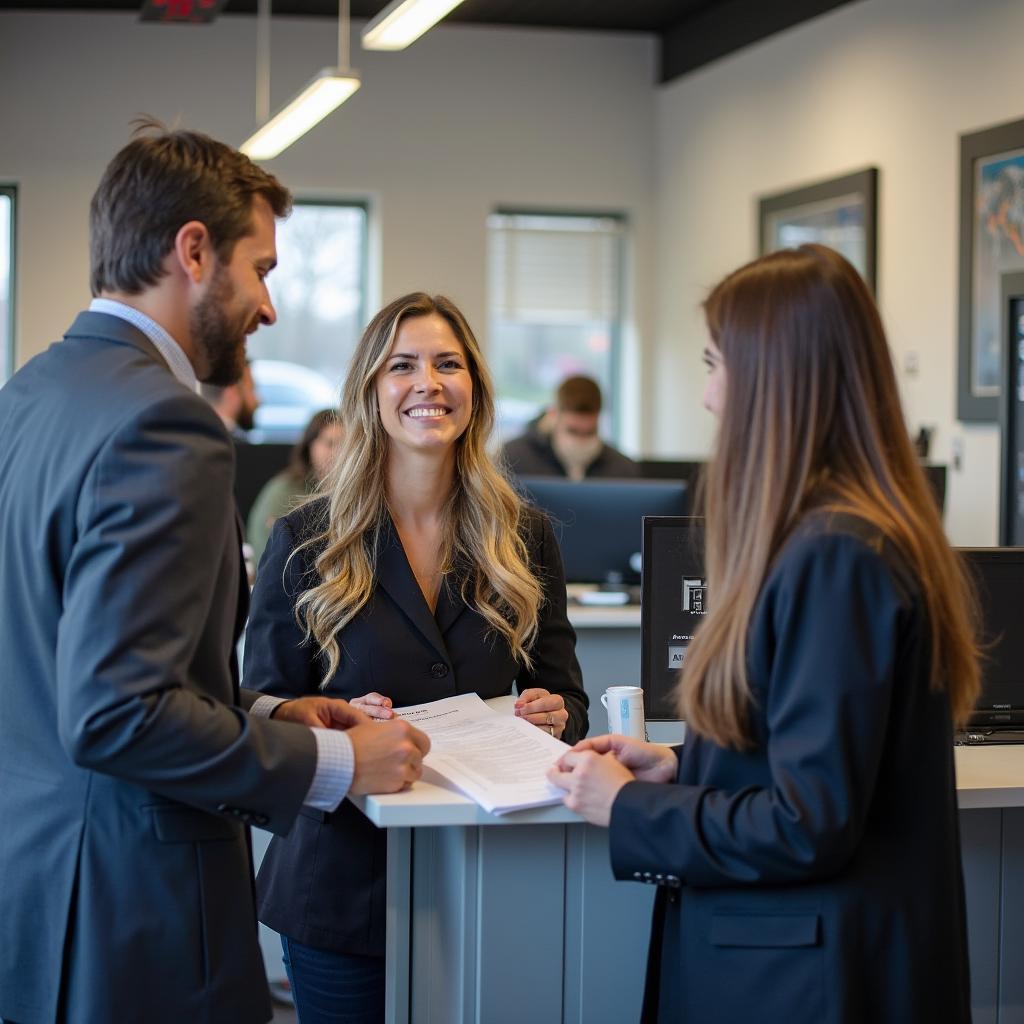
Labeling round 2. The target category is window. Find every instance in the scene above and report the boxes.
[0,186,14,384]
[245,200,368,442]
[487,211,626,443]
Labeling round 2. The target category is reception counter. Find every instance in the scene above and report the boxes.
[349,700,1024,1024]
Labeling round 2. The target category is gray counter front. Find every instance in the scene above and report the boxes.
[352,717,1024,1024]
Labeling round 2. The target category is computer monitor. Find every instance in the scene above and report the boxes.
[233,442,291,523]
[517,477,689,585]
[641,517,705,720]
[637,459,705,492]
[960,547,1024,727]
[922,464,947,517]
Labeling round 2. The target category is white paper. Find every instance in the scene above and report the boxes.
[392,693,568,815]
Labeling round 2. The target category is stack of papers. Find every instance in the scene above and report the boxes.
[393,693,568,815]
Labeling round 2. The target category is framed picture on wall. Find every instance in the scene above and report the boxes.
[998,270,1024,545]
[758,167,878,293]
[958,117,1024,422]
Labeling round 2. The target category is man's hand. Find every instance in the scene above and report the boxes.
[347,720,431,795]
[271,696,371,730]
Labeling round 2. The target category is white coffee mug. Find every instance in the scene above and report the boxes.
[600,686,646,740]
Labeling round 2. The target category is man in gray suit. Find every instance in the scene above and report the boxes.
[0,124,428,1024]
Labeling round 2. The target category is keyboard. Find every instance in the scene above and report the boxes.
[954,729,1024,745]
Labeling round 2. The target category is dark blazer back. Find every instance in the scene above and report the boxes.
[609,513,971,1024]
[244,497,588,955]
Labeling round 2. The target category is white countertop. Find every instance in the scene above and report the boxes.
[567,604,642,628]
[954,745,1024,808]
[349,701,1024,826]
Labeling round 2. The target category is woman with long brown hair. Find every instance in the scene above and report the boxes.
[244,292,588,1023]
[549,245,978,1023]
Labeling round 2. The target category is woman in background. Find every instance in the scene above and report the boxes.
[244,292,588,1024]
[246,408,343,565]
[550,244,978,1023]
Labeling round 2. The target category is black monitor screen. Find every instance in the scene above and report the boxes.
[641,516,706,720]
[961,548,1024,725]
[518,477,689,585]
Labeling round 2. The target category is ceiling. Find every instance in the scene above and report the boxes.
[0,0,861,83]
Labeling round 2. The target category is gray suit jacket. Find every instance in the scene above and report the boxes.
[0,312,318,1024]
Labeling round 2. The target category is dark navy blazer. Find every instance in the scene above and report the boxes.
[610,513,971,1024]
[244,498,588,956]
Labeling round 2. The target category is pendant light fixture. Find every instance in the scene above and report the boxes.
[241,0,360,161]
[361,0,465,52]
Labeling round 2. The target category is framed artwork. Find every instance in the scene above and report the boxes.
[758,167,878,292]
[958,117,1024,422]
[998,270,1024,544]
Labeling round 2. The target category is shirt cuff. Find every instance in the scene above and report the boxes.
[249,694,288,719]
[304,728,356,812]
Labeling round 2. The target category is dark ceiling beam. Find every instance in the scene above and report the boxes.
[660,0,859,84]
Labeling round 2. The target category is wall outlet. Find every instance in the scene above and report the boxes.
[904,351,920,376]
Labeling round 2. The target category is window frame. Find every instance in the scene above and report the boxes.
[0,184,16,385]
[287,195,370,346]
[487,207,628,442]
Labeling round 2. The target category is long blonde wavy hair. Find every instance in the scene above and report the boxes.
[292,292,543,685]
[680,245,980,749]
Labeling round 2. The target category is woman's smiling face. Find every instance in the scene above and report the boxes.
[375,312,474,455]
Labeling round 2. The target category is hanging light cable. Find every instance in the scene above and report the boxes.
[241,0,360,161]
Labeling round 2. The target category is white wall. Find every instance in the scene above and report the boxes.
[0,12,656,452]
[651,0,1024,544]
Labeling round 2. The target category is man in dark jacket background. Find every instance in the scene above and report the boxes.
[502,375,638,480]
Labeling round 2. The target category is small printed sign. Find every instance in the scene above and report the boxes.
[139,0,226,24]
[682,577,707,614]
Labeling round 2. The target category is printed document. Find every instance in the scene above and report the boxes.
[393,693,568,814]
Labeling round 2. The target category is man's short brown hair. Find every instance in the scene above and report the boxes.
[555,375,602,415]
[89,118,292,296]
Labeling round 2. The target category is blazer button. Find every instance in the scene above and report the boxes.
[430,662,449,679]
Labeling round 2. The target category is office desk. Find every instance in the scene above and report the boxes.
[956,745,1024,1024]
[350,738,1024,1024]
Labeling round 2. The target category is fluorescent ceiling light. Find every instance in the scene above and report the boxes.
[241,69,360,161]
[362,0,465,51]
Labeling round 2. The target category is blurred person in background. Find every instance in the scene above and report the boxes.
[201,358,259,441]
[247,409,343,565]
[502,374,638,480]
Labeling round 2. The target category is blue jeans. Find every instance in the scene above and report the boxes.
[281,935,385,1024]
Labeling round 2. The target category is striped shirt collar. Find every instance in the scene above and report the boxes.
[88,297,198,392]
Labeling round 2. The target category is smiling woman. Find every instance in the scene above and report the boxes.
[242,291,589,1022]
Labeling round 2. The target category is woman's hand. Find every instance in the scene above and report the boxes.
[569,734,679,783]
[546,735,679,827]
[546,748,635,827]
[515,687,569,739]
[349,692,395,720]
